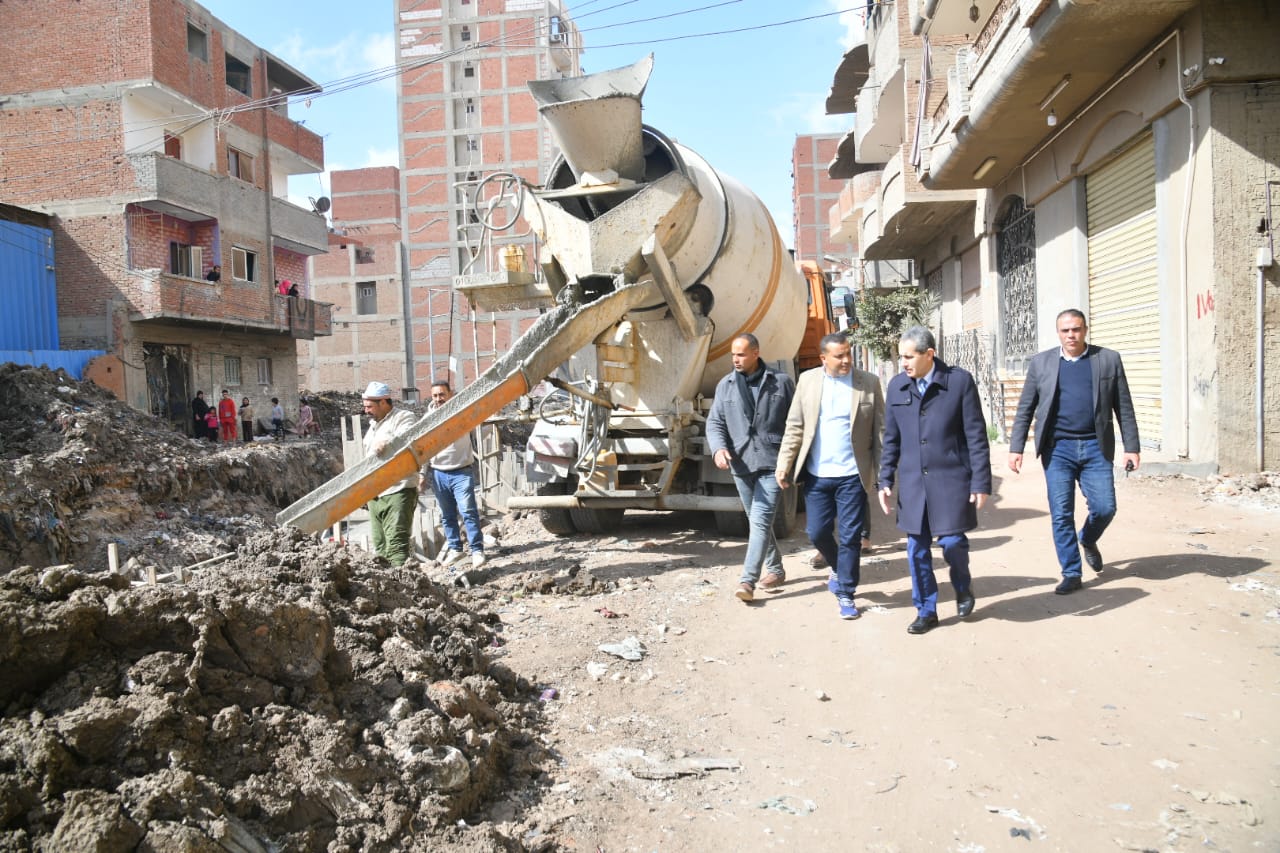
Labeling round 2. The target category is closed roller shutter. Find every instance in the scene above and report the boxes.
[1086,134,1160,450]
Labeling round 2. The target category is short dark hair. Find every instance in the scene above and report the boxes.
[430,379,451,391]
[732,333,760,351]
[271,397,279,403]
[819,332,850,353]
[1056,308,1087,327]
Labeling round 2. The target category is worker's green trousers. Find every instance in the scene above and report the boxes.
[368,488,417,565]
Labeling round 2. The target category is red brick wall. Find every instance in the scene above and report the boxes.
[0,101,128,205]
[0,0,153,92]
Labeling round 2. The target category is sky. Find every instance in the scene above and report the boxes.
[199,0,867,243]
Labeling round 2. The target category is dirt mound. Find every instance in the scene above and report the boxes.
[0,527,546,851]
[0,364,343,573]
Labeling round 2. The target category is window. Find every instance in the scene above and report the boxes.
[228,148,253,183]
[463,64,475,78]
[355,247,375,264]
[224,356,242,386]
[549,15,564,43]
[232,247,257,282]
[187,24,208,61]
[460,26,471,42]
[466,137,478,151]
[357,282,378,315]
[163,132,182,159]
[169,242,202,278]
[465,99,475,114]
[256,357,273,385]
[225,54,252,96]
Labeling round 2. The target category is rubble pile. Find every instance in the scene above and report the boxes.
[0,365,343,572]
[1200,471,1280,511]
[0,527,545,852]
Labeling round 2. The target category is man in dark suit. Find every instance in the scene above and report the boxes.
[1008,309,1141,594]
[878,326,992,634]
[707,333,796,602]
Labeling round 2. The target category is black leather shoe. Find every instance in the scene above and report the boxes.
[956,589,975,619]
[1055,577,1083,595]
[1080,540,1104,573]
[907,613,939,634]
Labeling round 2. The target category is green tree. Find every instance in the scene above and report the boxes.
[849,287,937,362]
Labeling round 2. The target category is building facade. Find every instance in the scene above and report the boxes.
[791,134,846,271]
[299,168,411,396]
[825,0,1280,472]
[0,0,331,431]
[394,0,581,390]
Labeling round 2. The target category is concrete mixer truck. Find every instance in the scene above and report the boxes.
[277,56,839,538]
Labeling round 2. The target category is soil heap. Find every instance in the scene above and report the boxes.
[0,364,342,573]
[0,527,543,851]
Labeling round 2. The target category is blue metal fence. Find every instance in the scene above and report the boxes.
[0,219,59,351]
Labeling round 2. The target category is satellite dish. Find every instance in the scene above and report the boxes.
[309,196,331,214]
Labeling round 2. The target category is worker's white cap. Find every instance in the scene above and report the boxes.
[362,381,393,399]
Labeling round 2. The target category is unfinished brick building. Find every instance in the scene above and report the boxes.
[298,167,411,397]
[395,0,581,390]
[0,0,331,433]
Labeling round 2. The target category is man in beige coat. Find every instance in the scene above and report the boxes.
[776,334,884,620]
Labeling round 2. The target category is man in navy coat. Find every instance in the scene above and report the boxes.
[878,326,992,634]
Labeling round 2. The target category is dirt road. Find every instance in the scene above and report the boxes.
[480,456,1278,851]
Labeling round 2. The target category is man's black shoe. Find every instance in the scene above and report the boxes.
[907,614,939,634]
[1080,540,1104,573]
[1055,577,1083,595]
[956,589,976,619]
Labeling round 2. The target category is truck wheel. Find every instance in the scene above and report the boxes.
[536,483,577,537]
[772,479,798,539]
[712,483,749,537]
[569,506,624,533]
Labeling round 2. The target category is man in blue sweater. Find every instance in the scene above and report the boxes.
[1008,309,1141,594]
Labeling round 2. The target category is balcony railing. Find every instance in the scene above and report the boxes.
[130,272,331,337]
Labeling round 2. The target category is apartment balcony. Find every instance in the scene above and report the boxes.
[828,184,858,248]
[129,153,327,254]
[924,0,1197,189]
[854,12,907,167]
[860,147,977,261]
[910,0,995,37]
[130,272,332,339]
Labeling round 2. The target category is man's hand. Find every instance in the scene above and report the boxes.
[776,470,791,490]
[970,492,989,510]
[371,439,389,457]
[1008,452,1023,473]
[713,448,731,471]
[878,487,893,515]
[1123,452,1141,472]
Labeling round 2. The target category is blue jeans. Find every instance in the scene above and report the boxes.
[1044,438,1117,578]
[732,470,783,585]
[805,475,866,599]
[906,513,970,616]
[432,466,484,553]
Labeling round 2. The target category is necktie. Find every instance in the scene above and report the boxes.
[917,378,928,397]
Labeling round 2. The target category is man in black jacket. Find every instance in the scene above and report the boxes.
[1008,309,1141,594]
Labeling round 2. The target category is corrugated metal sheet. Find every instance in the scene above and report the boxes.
[0,350,106,380]
[0,219,59,350]
[1086,134,1161,449]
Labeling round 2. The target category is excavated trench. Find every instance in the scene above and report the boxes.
[0,365,553,851]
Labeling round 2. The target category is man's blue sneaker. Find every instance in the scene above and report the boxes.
[838,598,860,620]
[827,570,838,594]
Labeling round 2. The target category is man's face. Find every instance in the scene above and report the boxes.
[820,341,853,377]
[899,341,935,379]
[363,397,391,422]
[430,384,451,405]
[730,338,761,375]
[1057,314,1088,357]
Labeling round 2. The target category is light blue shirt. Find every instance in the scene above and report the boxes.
[916,365,937,394]
[807,371,858,478]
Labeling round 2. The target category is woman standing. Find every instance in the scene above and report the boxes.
[239,397,254,443]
